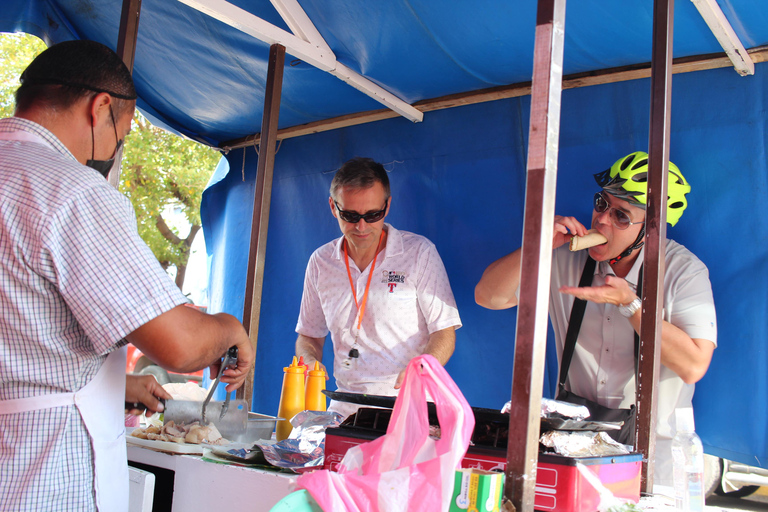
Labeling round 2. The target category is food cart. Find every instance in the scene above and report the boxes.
[4,0,768,510]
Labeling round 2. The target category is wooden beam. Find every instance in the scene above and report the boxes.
[177,0,421,122]
[637,0,674,493]
[219,46,768,151]
[239,44,286,405]
[505,0,566,510]
[117,0,142,73]
[691,0,754,76]
[111,0,142,190]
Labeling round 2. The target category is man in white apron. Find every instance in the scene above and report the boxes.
[0,41,254,511]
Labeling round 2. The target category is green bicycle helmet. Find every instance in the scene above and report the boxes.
[593,151,691,227]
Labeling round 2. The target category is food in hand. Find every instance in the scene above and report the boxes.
[130,420,228,445]
[569,230,607,251]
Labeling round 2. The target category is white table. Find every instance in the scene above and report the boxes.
[127,446,297,512]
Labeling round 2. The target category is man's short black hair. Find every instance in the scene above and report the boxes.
[15,39,137,116]
[330,157,391,200]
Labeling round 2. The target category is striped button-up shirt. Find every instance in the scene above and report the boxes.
[0,117,187,511]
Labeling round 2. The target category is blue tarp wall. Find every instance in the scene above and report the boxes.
[202,63,768,467]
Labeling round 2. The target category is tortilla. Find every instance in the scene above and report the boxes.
[569,230,607,251]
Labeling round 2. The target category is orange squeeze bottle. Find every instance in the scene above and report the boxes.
[305,361,327,412]
[276,356,306,441]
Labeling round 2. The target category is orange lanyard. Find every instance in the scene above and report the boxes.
[343,230,384,330]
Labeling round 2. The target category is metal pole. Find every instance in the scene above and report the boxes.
[505,0,566,509]
[637,0,674,492]
[239,44,286,404]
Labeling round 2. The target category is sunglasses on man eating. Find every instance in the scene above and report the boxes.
[593,192,645,230]
[334,200,388,224]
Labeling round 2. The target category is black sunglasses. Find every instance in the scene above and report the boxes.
[334,200,388,224]
[593,192,644,230]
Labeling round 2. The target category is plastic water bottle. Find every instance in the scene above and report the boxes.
[671,408,705,512]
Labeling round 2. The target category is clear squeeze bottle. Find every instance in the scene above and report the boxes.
[305,361,327,411]
[671,408,705,512]
[276,356,306,441]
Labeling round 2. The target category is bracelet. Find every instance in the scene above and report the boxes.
[618,297,642,318]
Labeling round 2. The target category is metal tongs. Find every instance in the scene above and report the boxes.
[201,346,239,424]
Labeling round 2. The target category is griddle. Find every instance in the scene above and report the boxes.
[323,390,622,434]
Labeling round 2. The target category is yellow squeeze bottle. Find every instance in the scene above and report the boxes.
[276,356,306,441]
[305,361,327,412]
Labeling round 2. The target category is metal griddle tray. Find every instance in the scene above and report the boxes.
[323,390,622,433]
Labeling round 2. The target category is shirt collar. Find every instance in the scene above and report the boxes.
[332,223,401,261]
[596,246,645,293]
[0,117,76,161]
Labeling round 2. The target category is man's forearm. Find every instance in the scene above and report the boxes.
[127,306,252,374]
[424,326,456,366]
[475,249,523,310]
[296,334,325,364]
[626,310,715,384]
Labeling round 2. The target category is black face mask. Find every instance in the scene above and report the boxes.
[86,106,122,179]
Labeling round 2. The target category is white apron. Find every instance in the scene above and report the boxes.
[0,348,129,512]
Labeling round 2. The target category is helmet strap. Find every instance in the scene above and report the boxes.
[610,226,645,266]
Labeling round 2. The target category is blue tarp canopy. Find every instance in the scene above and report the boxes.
[3,0,768,468]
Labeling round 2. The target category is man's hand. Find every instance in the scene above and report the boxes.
[477,215,590,310]
[553,215,589,250]
[125,374,172,415]
[209,333,256,393]
[394,369,406,390]
[559,275,636,306]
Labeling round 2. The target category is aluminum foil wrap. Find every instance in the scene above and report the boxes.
[540,431,630,457]
[501,397,591,421]
[206,410,342,470]
[257,410,343,470]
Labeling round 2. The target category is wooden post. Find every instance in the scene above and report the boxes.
[239,44,286,404]
[116,0,141,73]
[112,0,142,190]
[637,0,674,492]
[505,0,566,510]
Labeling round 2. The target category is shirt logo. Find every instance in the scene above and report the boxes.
[381,270,406,293]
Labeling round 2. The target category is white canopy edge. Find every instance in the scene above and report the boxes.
[177,0,423,122]
[691,0,754,76]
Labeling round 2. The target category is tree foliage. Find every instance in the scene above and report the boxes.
[0,32,221,295]
[120,114,220,289]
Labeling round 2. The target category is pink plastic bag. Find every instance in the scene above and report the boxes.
[297,354,475,511]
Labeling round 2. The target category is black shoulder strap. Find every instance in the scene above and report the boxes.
[558,256,596,396]
[557,258,643,397]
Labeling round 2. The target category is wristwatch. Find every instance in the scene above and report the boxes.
[618,297,642,318]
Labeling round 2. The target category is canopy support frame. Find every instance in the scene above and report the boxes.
[691,0,754,76]
[636,0,675,491]
[176,0,423,122]
[239,44,286,404]
[219,46,768,151]
[505,0,566,509]
[110,0,142,191]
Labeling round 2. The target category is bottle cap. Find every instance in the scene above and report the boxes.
[284,356,305,374]
[675,407,696,432]
[308,361,325,377]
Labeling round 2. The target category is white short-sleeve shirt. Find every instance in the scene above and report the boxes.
[548,241,717,486]
[296,224,461,406]
[0,117,188,510]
